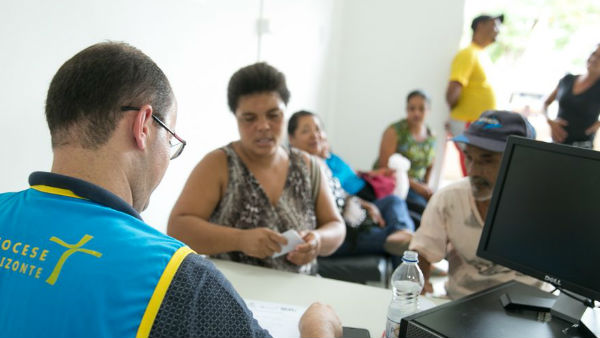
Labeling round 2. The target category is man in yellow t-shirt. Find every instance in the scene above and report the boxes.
[446,14,504,175]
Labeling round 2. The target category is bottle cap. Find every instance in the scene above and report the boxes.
[402,250,419,262]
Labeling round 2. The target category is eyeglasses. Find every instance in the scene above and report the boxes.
[120,106,187,160]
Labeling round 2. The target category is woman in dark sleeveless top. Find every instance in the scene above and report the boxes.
[543,44,600,148]
[168,63,345,274]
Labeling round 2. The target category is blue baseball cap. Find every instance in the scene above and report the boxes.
[452,110,536,152]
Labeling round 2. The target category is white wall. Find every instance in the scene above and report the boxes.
[0,0,465,232]
[322,0,465,189]
[0,0,339,232]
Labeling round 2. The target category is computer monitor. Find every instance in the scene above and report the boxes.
[477,136,600,324]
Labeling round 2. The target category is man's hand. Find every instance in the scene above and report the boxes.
[547,118,568,143]
[299,302,342,338]
[239,228,287,259]
[287,231,320,265]
[417,251,432,295]
[421,281,433,295]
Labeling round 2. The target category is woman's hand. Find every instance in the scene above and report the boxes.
[360,200,385,227]
[547,118,568,143]
[370,167,396,177]
[413,181,433,201]
[287,230,321,266]
[239,228,288,259]
[585,121,600,136]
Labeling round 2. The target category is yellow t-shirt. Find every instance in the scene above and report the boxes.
[449,43,496,122]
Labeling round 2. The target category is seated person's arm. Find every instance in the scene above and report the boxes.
[424,164,433,185]
[409,192,448,294]
[417,253,433,294]
[409,165,434,200]
[288,156,345,266]
[377,126,398,169]
[358,198,385,227]
[168,150,286,258]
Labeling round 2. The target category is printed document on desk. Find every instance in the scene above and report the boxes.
[246,299,307,338]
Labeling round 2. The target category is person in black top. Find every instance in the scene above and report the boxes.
[543,44,600,148]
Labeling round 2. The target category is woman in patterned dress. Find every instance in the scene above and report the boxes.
[168,63,344,274]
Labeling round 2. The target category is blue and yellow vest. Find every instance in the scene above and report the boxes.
[0,173,192,337]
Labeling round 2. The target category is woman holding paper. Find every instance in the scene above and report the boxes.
[168,63,344,274]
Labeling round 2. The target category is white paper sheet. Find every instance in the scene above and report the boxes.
[246,299,307,338]
[272,229,305,258]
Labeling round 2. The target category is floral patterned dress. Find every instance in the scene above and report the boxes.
[209,143,318,274]
[390,119,435,181]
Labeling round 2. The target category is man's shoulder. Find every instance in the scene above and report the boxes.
[433,178,471,202]
[168,254,227,293]
[0,190,20,203]
[453,45,478,62]
[157,254,232,320]
[179,253,220,276]
[439,177,470,192]
[151,254,271,338]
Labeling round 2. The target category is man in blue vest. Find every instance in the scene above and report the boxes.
[0,42,341,338]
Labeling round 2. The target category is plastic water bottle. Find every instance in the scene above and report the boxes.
[385,250,424,338]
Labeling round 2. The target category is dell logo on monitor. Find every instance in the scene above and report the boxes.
[544,275,562,286]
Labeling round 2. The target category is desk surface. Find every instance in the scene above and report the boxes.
[211,258,447,338]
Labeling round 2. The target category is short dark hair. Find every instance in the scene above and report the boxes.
[45,41,174,148]
[288,110,316,136]
[227,62,290,113]
[406,89,431,105]
[471,14,504,31]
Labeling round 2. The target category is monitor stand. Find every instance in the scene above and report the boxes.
[399,281,599,338]
[501,289,595,336]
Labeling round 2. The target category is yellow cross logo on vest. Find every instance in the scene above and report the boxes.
[46,234,102,286]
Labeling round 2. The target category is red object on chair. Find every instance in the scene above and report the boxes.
[359,172,395,200]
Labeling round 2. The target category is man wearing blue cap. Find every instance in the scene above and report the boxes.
[409,110,540,299]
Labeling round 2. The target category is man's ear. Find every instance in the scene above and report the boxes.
[132,105,153,150]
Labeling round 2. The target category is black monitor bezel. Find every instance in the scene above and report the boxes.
[477,136,600,302]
